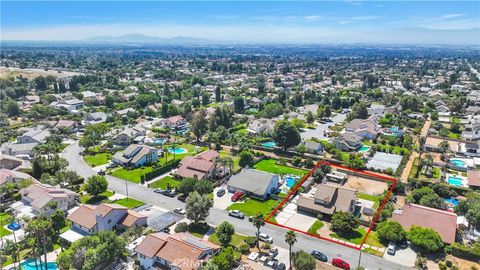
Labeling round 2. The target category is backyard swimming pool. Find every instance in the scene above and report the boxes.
[358,145,371,152]
[285,176,298,188]
[448,176,463,187]
[154,138,165,144]
[450,159,466,168]
[167,147,187,154]
[262,141,276,148]
[21,259,57,270]
[444,198,459,206]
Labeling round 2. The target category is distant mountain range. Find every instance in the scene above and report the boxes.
[85,34,213,44]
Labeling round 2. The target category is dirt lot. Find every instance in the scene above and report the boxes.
[0,67,80,80]
[343,176,388,195]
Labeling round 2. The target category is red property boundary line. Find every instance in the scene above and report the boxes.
[265,160,397,251]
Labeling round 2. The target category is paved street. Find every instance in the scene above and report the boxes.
[300,112,347,140]
[62,142,411,270]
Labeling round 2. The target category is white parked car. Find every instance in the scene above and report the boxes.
[258,232,273,243]
[173,208,185,215]
[387,243,396,255]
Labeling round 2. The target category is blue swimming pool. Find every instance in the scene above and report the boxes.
[21,259,57,270]
[7,222,21,231]
[448,176,463,187]
[167,147,187,154]
[285,177,298,188]
[444,198,459,206]
[450,159,466,168]
[262,141,276,148]
[154,138,165,144]
[358,145,370,152]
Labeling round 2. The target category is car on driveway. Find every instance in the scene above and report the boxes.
[228,210,245,219]
[332,258,350,270]
[257,232,273,243]
[154,188,164,194]
[387,243,396,255]
[216,188,226,197]
[231,191,244,202]
[97,170,106,176]
[268,247,278,258]
[173,208,185,215]
[311,250,328,262]
[274,263,286,270]
[106,162,117,169]
[265,258,279,268]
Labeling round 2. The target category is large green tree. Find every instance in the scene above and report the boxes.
[272,120,301,152]
[191,110,208,141]
[216,221,235,248]
[252,213,265,252]
[84,175,108,198]
[330,211,359,235]
[284,230,297,270]
[377,221,406,244]
[185,191,213,224]
[407,226,444,252]
[292,250,316,270]
[239,151,255,168]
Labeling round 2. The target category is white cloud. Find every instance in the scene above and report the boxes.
[352,16,381,21]
[441,14,466,19]
[304,15,321,21]
[422,19,480,30]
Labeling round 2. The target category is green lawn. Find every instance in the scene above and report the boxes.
[112,198,145,208]
[188,223,212,238]
[357,193,382,208]
[84,152,112,167]
[160,143,208,165]
[219,151,241,171]
[149,176,181,189]
[330,228,383,248]
[208,232,254,247]
[227,198,279,217]
[110,166,154,183]
[254,159,308,176]
[307,220,324,236]
[80,190,114,204]
[447,132,460,139]
[0,213,13,237]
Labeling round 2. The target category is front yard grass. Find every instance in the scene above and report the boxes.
[330,228,383,248]
[112,198,145,209]
[80,190,114,204]
[0,213,13,237]
[227,198,279,217]
[149,176,181,189]
[307,220,324,236]
[254,159,308,176]
[83,152,112,167]
[209,232,254,247]
[110,166,154,183]
[188,223,212,238]
[357,193,382,208]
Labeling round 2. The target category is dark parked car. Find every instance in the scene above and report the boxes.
[216,188,226,197]
[311,250,328,262]
[97,170,106,176]
[268,248,279,258]
[274,263,286,270]
[162,190,176,197]
[154,188,164,194]
[177,194,187,202]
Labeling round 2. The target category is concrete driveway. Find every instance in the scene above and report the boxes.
[301,112,347,140]
[383,246,416,268]
[276,199,317,232]
[213,186,233,210]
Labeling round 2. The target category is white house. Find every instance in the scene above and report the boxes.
[17,183,79,216]
[112,144,159,168]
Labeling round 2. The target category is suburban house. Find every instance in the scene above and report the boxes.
[0,168,36,186]
[135,232,219,270]
[247,118,275,134]
[335,133,363,151]
[467,170,480,188]
[367,104,386,116]
[175,150,219,180]
[67,203,147,235]
[53,120,78,133]
[115,107,136,117]
[112,126,147,145]
[344,115,380,139]
[227,169,279,200]
[113,144,159,168]
[0,142,37,158]
[17,127,51,144]
[50,98,84,112]
[17,183,79,216]
[0,154,30,170]
[392,203,457,244]
[161,115,188,130]
[462,115,480,140]
[84,111,108,124]
[296,184,357,217]
[301,141,323,154]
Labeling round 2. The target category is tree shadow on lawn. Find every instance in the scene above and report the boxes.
[188,223,212,238]
[331,230,364,244]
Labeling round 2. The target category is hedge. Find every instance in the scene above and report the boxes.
[142,159,181,182]
[451,242,480,262]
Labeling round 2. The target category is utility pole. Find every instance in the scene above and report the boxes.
[125,179,129,200]
[357,248,363,269]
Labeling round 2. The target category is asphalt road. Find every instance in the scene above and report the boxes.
[62,142,411,270]
[300,112,347,140]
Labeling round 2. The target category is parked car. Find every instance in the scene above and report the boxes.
[97,170,106,176]
[154,188,164,194]
[248,216,253,222]
[228,210,245,219]
[387,243,396,255]
[248,252,259,261]
[257,232,273,243]
[274,263,286,270]
[106,162,117,169]
[332,258,350,270]
[177,194,187,202]
[216,188,226,197]
[311,250,328,262]
[163,189,176,197]
[231,191,244,202]
[163,228,170,233]
[268,247,279,258]
[265,258,279,268]
[173,208,185,215]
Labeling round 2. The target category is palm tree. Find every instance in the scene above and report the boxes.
[252,213,265,252]
[224,156,234,175]
[438,140,450,154]
[284,230,297,270]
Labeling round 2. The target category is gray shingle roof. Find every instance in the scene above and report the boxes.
[227,169,277,196]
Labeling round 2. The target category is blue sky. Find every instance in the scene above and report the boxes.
[2,1,479,44]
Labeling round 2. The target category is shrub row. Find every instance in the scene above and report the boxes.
[142,159,181,181]
[451,242,480,262]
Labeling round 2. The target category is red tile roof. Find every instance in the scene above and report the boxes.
[467,170,480,187]
[392,203,457,243]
